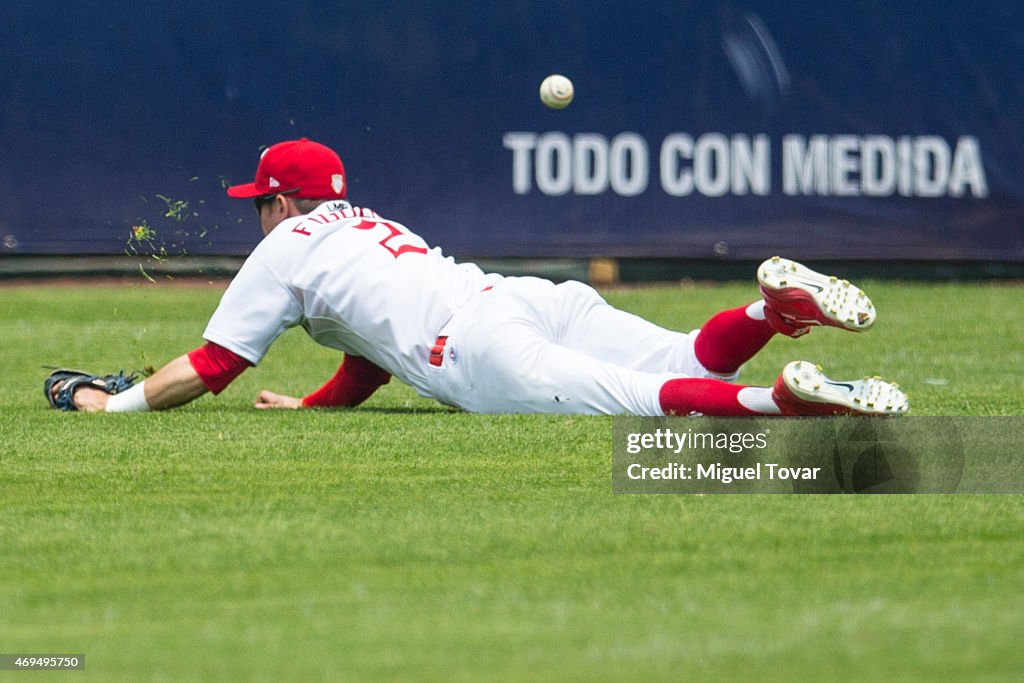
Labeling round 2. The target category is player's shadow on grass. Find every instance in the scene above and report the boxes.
[354,406,462,415]
[190,404,460,415]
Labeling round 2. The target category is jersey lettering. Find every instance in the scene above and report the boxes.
[293,208,380,235]
[351,219,428,258]
[290,208,425,259]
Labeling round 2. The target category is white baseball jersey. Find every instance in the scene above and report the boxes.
[204,201,723,414]
[203,200,502,398]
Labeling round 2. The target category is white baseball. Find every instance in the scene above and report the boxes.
[540,74,574,109]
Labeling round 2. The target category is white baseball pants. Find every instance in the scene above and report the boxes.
[424,277,735,415]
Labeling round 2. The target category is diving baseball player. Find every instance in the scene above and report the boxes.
[46,139,908,417]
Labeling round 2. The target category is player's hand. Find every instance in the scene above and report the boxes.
[47,380,110,412]
[72,386,113,412]
[255,390,303,410]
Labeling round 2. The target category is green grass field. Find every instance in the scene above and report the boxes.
[2,278,1023,680]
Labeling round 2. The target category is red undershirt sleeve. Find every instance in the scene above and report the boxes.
[187,342,253,395]
[301,355,391,408]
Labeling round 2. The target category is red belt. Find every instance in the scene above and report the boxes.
[429,336,448,367]
[429,286,491,367]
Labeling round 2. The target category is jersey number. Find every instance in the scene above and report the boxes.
[351,220,428,259]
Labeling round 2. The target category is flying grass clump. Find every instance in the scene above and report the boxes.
[125,189,207,282]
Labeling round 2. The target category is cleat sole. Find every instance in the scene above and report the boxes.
[774,361,909,416]
[758,257,876,332]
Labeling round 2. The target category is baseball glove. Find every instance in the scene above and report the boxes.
[44,368,138,411]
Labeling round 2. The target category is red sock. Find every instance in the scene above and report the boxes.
[693,304,776,374]
[658,378,759,416]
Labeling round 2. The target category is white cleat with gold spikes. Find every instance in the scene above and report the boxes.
[772,360,909,416]
[758,256,876,335]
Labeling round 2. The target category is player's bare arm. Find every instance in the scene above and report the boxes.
[140,355,210,409]
[57,354,209,413]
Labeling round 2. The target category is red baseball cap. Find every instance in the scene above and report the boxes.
[226,138,347,199]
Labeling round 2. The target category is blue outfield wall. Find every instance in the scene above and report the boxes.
[1,2,1022,259]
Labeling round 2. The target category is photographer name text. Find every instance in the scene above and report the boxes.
[626,462,821,483]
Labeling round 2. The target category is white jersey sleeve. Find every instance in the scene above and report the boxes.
[202,255,303,365]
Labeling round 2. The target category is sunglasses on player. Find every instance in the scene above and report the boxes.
[253,187,301,213]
